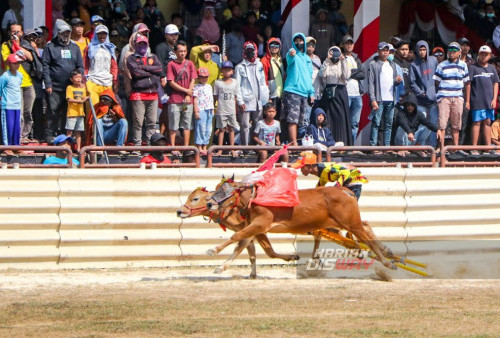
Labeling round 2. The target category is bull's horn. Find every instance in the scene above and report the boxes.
[230,174,234,181]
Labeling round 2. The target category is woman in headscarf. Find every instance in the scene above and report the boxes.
[317,45,353,145]
[83,24,118,106]
[195,6,220,45]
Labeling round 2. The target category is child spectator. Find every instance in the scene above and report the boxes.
[213,60,241,157]
[491,112,500,148]
[193,67,214,155]
[253,102,288,163]
[66,70,88,152]
[140,133,172,164]
[306,107,336,151]
[0,53,23,152]
[43,134,80,166]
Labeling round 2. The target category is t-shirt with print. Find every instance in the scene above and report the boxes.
[193,83,214,110]
[166,59,197,104]
[469,63,500,111]
[66,84,87,117]
[214,78,240,115]
[254,119,281,146]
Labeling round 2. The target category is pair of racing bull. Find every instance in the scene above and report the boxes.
[177,159,427,277]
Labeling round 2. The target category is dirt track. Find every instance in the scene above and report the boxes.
[1,266,499,337]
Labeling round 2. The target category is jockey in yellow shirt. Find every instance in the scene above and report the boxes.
[291,152,368,200]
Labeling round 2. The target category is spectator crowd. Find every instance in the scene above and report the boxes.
[1,0,500,162]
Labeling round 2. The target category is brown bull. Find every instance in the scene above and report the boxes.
[206,181,394,269]
[177,187,299,278]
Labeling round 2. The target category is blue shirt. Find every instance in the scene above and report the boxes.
[43,156,80,166]
[0,70,23,110]
[433,59,469,100]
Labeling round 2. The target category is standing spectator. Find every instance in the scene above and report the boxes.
[70,17,90,58]
[309,8,335,61]
[393,40,411,97]
[213,60,241,157]
[432,46,446,64]
[458,37,475,66]
[65,70,88,151]
[1,24,37,144]
[195,6,220,45]
[317,45,352,146]
[306,37,322,102]
[189,42,220,85]
[433,42,470,152]
[225,22,245,66]
[467,45,499,155]
[42,20,84,144]
[261,37,284,120]
[367,42,402,147]
[1,0,23,37]
[234,41,268,146]
[84,15,105,41]
[253,102,287,163]
[283,33,315,145]
[410,40,439,148]
[193,67,214,155]
[166,40,197,148]
[343,35,365,141]
[0,53,23,151]
[223,4,244,33]
[83,25,118,107]
[87,89,128,149]
[242,11,260,46]
[32,27,47,142]
[171,13,193,49]
[126,34,162,147]
[393,93,437,151]
[245,0,270,32]
[156,23,179,136]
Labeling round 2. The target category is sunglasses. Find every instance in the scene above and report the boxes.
[448,48,460,52]
[269,44,280,48]
[434,52,444,56]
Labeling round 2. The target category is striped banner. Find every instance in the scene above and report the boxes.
[280,0,309,55]
[352,0,380,142]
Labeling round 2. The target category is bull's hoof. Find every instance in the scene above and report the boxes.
[292,255,300,261]
[249,273,257,279]
[214,266,224,274]
[383,260,396,269]
[206,249,218,256]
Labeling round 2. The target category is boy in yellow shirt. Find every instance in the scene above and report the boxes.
[66,70,88,151]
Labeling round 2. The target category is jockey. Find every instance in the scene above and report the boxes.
[291,152,368,200]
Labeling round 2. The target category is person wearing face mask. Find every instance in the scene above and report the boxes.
[42,20,84,144]
[234,41,269,146]
[283,33,315,145]
[478,4,498,41]
[316,45,352,146]
[83,25,118,108]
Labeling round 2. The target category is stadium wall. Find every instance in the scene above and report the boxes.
[0,167,499,269]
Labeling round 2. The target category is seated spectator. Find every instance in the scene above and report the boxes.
[306,107,336,151]
[393,94,437,155]
[43,134,80,166]
[87,89,128,150]
[140,133,172,164]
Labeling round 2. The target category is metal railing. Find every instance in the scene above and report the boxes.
[325,145,438,167]
[440,145,500,167]
[205,145,323,168]
[0,146,74,168]
[78,146,200,168]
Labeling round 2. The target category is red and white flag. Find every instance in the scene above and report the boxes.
[280,0,310,54]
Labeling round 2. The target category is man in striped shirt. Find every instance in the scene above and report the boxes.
[433,42,470,151]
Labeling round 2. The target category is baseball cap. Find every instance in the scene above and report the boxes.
[197,67,210,77]
[306,36,316,44]
[150,133,167,144]
[136,34,149,44]
[378,42,390,50]
[7,53,22,63]
[343,35,354,44]
[165,24,179,35]
[432,46,445,55]
[479,45,492,53]
[54,134,75,145]
[448,42,461,51]
[457,37,470,45]
[388,44,396,52]
[34,27,43,36]
[134,23,150,33]
[221,60,234,69]
[91,15,105,24]
[110,29,119,36]
[24,29,37,37]
[70,17,85,26]
[58,23,71,33]
[291,152,318,169]
[95,25,109,34]
[244,42,255,50]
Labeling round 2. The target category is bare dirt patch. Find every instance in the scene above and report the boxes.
[0,266,499,337]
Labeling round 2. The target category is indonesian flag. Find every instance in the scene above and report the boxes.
[280,0,310,55]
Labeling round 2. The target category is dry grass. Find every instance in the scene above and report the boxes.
[0,267,499,337]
